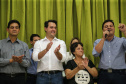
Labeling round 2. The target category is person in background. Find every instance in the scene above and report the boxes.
[65,42,98,84]
[26,34,40,84]
[33,20,66,84]
[92,20,126,84]
[0,20,30,84]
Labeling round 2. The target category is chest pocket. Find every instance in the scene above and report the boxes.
[15,48,24,56]
[112,41,123,52]
[14,42,26,57]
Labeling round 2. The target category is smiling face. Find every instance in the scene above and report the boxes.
[7,23,20,36]
[45,22,57,38]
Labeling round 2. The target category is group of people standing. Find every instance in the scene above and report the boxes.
[0,19,126,84]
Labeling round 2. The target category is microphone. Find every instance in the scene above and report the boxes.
[105,30,110,38]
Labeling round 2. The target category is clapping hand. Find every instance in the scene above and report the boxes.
[77,57,89,70]
[77,61,85,70]
[82,57,89,68]
[54,45,60,53]
[12,55,24,63]
[46,42,53,51]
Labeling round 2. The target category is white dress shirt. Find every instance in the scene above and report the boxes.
[33,37,66,72]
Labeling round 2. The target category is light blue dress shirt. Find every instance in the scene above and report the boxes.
[27,48,38,74]
[92,36,126,69]
[0,37,30,74]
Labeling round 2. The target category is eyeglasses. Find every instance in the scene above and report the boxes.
[9,26,19,29]
[104,25,114,28]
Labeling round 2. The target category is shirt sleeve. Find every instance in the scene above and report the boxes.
[59,41,67,62]
[65,60,73,70]
[88,60,95,68]
[0,40,11,66]
[32,41,41,61]
[92,39,101,57]
[0,59,10,66]
[20,43,31,67]
[122,37,126,50]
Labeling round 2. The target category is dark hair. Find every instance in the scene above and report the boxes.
[7,20,20,28]
[30,34,40,41]
[69,37,81,55]
[102,20,114,30]
[44,20,57,28]
[70,37,81,46]
[70,42,83,56]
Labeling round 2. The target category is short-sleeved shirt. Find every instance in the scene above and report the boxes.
[65,59,95,84]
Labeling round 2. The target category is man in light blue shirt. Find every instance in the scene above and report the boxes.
[92,20,126,84]
[0,20,30,84]
[26,34,40,84]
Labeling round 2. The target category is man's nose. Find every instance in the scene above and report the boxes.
[52,28,56,30]
[107,27,111,30]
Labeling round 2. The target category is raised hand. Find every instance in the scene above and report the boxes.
[118,23,126,33]
[77,61,85,70]
[46,42,53,51]
[54,45,60,53]
[82,57,89,68]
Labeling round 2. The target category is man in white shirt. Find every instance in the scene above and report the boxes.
[33,20,66,84]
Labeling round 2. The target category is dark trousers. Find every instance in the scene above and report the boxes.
[26,74,37,84]
[0,73,26,84]
[98,70,126,84]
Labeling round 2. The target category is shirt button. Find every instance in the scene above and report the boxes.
[109,56,110,57]
[109,51,110,52]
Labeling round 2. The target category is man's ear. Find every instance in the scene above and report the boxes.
[44,27,47,32]
[30,41,33,45]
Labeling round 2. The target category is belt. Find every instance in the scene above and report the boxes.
[100,69,126,73]
[0,73,25,77]
[40,70,61,74]
[27,73,37,77]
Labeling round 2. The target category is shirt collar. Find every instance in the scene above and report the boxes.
[106,35,115,42]
[30,48,33,51]
[7,37,20,44]
[43,37,58,41]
